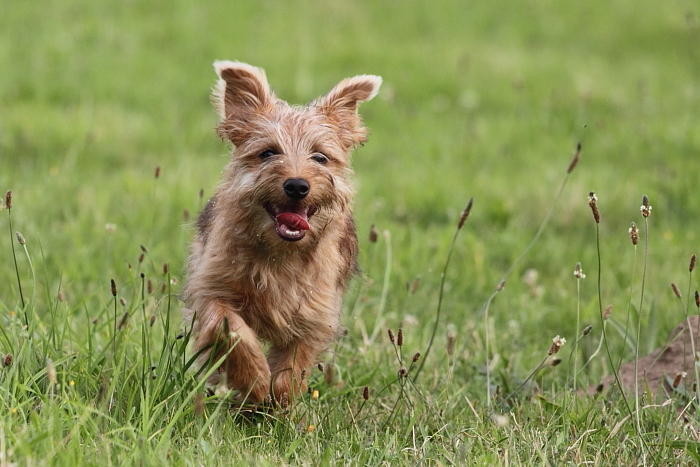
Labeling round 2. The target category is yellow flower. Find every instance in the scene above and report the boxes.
[306,425,316,433]
[311,390,319,400]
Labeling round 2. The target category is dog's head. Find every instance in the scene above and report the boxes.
[212,61,381,249]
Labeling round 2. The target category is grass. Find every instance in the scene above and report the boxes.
[1,0,700,464]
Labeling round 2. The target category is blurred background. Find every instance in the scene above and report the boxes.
[1,0,699,362]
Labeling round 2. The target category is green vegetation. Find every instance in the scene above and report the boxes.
[1,0,699,464]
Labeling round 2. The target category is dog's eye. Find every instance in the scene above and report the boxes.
[311,153,329,164]
[258,149,278,160]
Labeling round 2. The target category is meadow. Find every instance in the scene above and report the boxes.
[1,0,699,464]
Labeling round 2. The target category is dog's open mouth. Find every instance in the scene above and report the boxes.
[265,203,318,242]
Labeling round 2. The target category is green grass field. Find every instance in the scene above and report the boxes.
[2,0,700,464]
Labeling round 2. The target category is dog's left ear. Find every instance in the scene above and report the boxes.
[315,75,382,149]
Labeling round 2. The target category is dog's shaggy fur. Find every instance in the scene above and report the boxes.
[183,61,381,406]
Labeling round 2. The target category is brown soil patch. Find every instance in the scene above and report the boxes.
[589,315,700,397]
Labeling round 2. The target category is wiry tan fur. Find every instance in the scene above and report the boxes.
[184,61,381,406]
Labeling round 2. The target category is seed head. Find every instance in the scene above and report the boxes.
[446,326,456,356]
[362,386,369,400]
[695,290,699,309]
[672,372,687,389]
[588,192,600,223]
[628,222,639,246]
[549,357,562,367]
[548,335,566,355]
[4,191,11,210]
[138,253,145,264]
[369,225,378,243]
[387,329,395,344]
[118,312,129,329]
[149,315,156,327]
[194,393,205,416]
[398,367,407,378]
[603,305,613,320]
[163,263,169,275]
[46,359,57,385]
[3,354,13,367]
[573,262,586,279]
[199,188,204,200]
[154,166,161,179]
[412,352,421,363]
[119,297,127,307]
[15,232,26,245]
[110,279,117,297]
[582,324,593,336]
[671,283,682,299]
[397,328,403,347]
[457,197,474,230]
[640,195,652,218]
[690,254,696,273]
[566,142,582,174]
[147,279,153,294]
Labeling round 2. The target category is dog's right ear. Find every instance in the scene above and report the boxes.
[212,61,273,122]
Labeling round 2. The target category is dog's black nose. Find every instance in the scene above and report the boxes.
[283,178,310,199]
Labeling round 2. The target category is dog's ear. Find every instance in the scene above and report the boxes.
[212,61,273,122]
[315,75,382,149]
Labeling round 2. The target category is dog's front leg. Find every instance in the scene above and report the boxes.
[268,339,325,406]
[194,301,271,404]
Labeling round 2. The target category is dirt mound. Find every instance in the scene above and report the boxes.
[590,315,700,397]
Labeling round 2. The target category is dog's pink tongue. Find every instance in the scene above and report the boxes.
[276,212,310,231]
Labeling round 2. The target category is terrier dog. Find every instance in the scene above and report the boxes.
[184,61,381,406]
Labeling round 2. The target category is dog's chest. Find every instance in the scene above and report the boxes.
[239,266,340,344]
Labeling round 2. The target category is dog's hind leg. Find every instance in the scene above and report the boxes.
[194,301,271,404]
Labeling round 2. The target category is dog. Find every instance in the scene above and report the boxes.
[183,61,381,406]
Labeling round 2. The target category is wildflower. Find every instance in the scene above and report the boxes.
[105,223,117,232]
[640,195,652,218]
[69,380,75,387]
[548,335,566,355]
[306,424,316,433]
[588,192,600,223]
[311,390,319,400]
[628,222,639,245]
[573,262,586,279]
